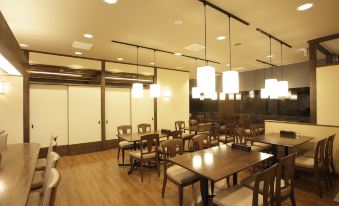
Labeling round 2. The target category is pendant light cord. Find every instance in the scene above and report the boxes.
[204,3,207,65]
[229,16,232,71]
[153,49,156,69]
[280,43,283,80]
[136,46,139,80]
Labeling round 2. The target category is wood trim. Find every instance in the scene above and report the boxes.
[38,145,69,158]
[308,33,339,44]
[102,139,119,150]
[101,61,106,150]
[68,141,102,156]
[154,67,158,130]
[309,43,317,123]
[23,52,30,143]
[265,120,339,128]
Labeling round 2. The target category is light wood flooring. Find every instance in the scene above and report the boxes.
[54,149,339,206]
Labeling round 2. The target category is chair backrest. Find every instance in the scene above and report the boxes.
[41,168,60,206]
[0,133,8,147]
[209,123,219,141]
[117,125,132,135]
[0,130,5,135]
[161,139,183,171]
[197,115,204,123]
[314,138,327,170]
[174,121,185,131]
[46,140,57,159]
[50,135,58,142]
[42,152,60,194]
[137,124,151,133]
[235,127,247,144]
[226,123,237,137]
[169,130,182,140]
[249,124,258,137]
[276,153,296,199]
[139,134,159,159]
[193,134,209,151]
[189,119,198,127]
[325,134,335,163]
[253,164,278,206]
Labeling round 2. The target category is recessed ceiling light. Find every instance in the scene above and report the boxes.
[150,62,155,65]
[216,36,226,40]
[174,20,183,25]
[174,52,182,56]
[83,33,93,39]
[19,43,28,48]
[297,3,313,11]
[103,0,118,4]
[267,55,274,58]
[117,57,124,61]
[75,52,82,55]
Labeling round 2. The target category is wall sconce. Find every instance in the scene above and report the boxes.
[0,82,5,94]
[162,88,171,98]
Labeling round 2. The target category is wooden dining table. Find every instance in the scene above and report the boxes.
[252,133,314,163]
[184,123,213,135]
[0,143,40,206]
[169,144,273,206]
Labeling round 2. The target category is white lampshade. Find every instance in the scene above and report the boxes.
[277,81,289,97]
[132,83,143,98]
[290,94,298,100]
[197,66,216,95]
[150,84,160,98]
[200,95,204,101]
[192,87,200,99]
[261,88,268,99]
[249,90,255,98]
[222,71,239,94]
[211,92,218,100]
[235,93,241,100]
[265,78,277,96]
[228,93,234,100]
[163,88,172,97]
[219,93,226,100]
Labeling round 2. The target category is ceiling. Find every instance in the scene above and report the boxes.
[0,0,338,78]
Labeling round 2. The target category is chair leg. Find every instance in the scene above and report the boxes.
[117,147,121,160]
[140,162,144,182]
[122,149,125,165]
[315,171,323,198]
[157,159,160,177]
[210,181,215,196]
[226,177,230,188]
[290,187,296,206]
[162,175,167,198]
[178,185,183,206]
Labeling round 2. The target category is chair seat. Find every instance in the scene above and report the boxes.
[119,141,134,149]
[252,142,271,149]
[129,150,156,159]
[158,146,180,153]
[218,135,234,143]
[26,191,41,206]
[303,150,315,158]
[182,133,194,140]
[295,155,315,169]
[166,165,199,184]
[159,136,168,142]
[241,175,285,194]
[31,171,45,190]
[35,158,46,171]
[213,184,263,206]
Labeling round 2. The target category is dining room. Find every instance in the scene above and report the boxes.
[0,0,338,205]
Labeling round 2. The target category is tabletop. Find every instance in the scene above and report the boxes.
[253,133,314,148]
[169,144,272,182]
[117,130,167,142]
[184,123,213,132]
[0,143,40,206]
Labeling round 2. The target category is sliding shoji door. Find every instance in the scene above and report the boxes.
[68,86,101,144]
[30,85,68,147]
[105,87,131,139]
[131,89,154,131]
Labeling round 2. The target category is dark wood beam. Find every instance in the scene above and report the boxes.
[317,44,334,65]
[101,61,106,150]
[309,43,317,123]
[308,33,339,44]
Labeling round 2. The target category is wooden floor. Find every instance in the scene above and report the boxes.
[55,149,339,206]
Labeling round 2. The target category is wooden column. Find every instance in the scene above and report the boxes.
[309,43,317,123]
[154,67,158,130]
[23,51,30,143]
[101,61,106,149]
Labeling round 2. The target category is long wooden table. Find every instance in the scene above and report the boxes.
[252,133,314,163]
[0,143,40,206]
[169,145,272,206]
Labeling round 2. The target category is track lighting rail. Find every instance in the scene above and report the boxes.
[256,28,292,48]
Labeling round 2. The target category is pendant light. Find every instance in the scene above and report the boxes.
[265,37,277,97]
[261,65,268,99]
[235,93,242,100]
[197,3,216,97]
[150,49,160,98]
[219,93,226,100]
[132,46,143,98]
[249,70,255,98]
[277,43,289,98]
[192,59,201,99]
[222,17,239,94]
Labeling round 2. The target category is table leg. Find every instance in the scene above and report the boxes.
[200,177,209,206]
[233,173,238,185]
[284,146,289,156]
[272,145,278,164]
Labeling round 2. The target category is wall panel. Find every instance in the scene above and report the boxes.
[131,89,154,131]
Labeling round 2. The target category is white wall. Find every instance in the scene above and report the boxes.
[157,69,189,130]
[317,64,339,126]
[265,120,339,172]
[0,75,23,143]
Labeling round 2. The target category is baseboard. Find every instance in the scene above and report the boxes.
[102,139,119,150]
[38,144,70,158]
[68,141,102,156]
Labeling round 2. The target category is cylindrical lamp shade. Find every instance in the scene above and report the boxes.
[261,88,268,99]
[235,93,241,100]
[192,87,200,99]
[265,79,277,96]
[277,81,289,97]
[222,71,239,94]
[228,94,234,100]
[150,84,160,98]
[219,93,226,100]
[132,83,143,98]
[211,92,218,100]
[197,66,216,95]
[249,90,255,99]
[200,95,204,101]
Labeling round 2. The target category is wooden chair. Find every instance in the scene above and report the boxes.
[219,123,235,145]
[295,138,327,197]
[234,128,264,152]
[0,133,8,147]
[129,134,160,182]
[192,134,210,151]
[31,151,60,190]
[248,124,271,151]
[213,164,278,206]
[324,134,336,187]
[189,119,198,128]
[159,130,181,153]
[137,123,151,133]
[36,138,57,171]
[117,125,134,165]
[197,114,205,123]
[27,168,60,206]
[242,153,297,206]
[161,139,199,206]
[208,123,220,147]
